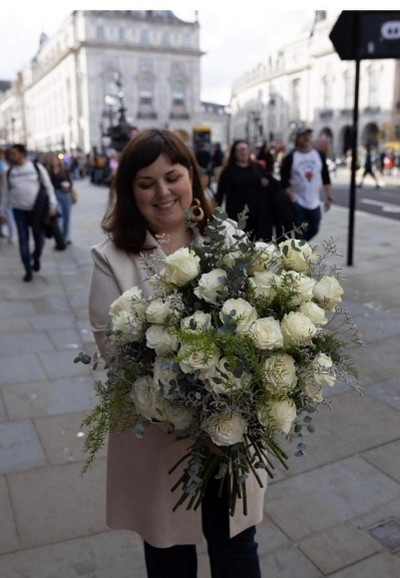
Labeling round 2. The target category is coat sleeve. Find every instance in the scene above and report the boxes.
[88,245,122,358]
[37,163,58,210]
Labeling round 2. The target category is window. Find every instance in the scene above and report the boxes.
[291,78,301,117]
[182,34,191,47]
[161,31,170,46]
[344,70,353,109]
[118,28,126,42]
[367,66,379,108]
[172,81,185,106]
[322,75,333,110]
[138,78,156,118]
[96,25,105,40]
[140,29,149,44]
[139,58,152,72]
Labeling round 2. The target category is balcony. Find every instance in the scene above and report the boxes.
[340,108,353,117]
[319,109,333,120]
[169,112,190,120]
[363,106,381,115]
[136,111,157,119]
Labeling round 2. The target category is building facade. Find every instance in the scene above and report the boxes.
[229,12,400,157]
[0,10,229,153]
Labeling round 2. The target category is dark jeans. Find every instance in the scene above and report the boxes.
[144,476,261,578]
[55,189,72,242]
[291,202,321,241]
[13,208,45,274]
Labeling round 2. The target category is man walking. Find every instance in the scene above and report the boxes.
[280,127,333,241]
[0,144,57,281]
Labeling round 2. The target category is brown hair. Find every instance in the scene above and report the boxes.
[101,129,212,253]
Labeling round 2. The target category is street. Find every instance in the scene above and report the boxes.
[329,167,400,222]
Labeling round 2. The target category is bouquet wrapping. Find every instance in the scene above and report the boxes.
[77,209,361,515]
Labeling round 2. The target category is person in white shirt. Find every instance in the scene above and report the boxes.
[0,144,57,281]
[280,127,333,241]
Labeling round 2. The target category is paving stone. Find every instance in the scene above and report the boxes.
[0,354,47,386]
[0,530,146,578]
[0,395,7,423]
[34,412,107,465]
[28,313,77,331]
[46,328,83,351]
[31,295,71,314]
[363,440,400,483]
[259,543,320,578]
[0,420,46,474]
[348,335,400,384]
[366,377,400,412]
[264,456,400,541]
[270,391,400,478]
[0,476,20,554]
[0,332,54,356]
[344,308,400,343]
[256,516,291,554]
[0,302,37,316]
[7,459,107,548]
[38,350,91,379]
[0,316,33,334]
[2,376,97,419]
[327,551,400,577]
[298,520,381,574]
[76,321,96,344]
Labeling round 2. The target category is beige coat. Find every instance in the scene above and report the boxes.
[88,226,267,548]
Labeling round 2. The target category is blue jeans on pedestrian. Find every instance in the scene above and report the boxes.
[55,189,72,242]
[291,202,321,241]
[143,475,261,578]
[13,209,45,274]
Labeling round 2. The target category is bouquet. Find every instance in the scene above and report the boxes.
[76,209,362,516]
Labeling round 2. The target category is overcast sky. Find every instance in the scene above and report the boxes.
[1,2,391,104]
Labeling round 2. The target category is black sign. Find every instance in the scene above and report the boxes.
[330,11,400,60]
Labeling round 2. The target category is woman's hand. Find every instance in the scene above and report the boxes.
[260,177,269,187]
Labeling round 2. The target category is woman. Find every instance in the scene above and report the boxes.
[89,129,265,578]
[216,140,272,241]
[48,153,73,245]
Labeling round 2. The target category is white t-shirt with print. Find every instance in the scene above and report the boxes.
[290,149,323,210]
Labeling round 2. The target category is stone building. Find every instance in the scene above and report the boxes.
[0,10,228,153]
[229,11,400,157]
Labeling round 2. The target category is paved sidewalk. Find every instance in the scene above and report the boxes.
[0,178,399,577]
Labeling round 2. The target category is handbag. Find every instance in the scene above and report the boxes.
[70,188,78,204]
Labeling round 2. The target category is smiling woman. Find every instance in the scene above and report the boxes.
[88,129,265,578]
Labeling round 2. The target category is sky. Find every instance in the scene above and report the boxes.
[1,2,396,104]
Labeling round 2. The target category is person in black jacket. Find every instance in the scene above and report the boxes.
[280,127,333,241]
[216,140,272,240]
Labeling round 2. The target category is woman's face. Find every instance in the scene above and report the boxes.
[234,142,250,164]
[133,154,193,234]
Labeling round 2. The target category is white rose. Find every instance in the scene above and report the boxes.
[109,286,143,317]
[303,381,324,403]
[284,271,316,306]
[268,399,297,434]
[146,299,172,324]
[313,353,336,387]
[146,325,178,354]
[263,353,297,392]
[179,343,219,376]
[158,399,194,429]
[194,268,228,304]
[299,301,328,326]
[249,242,277,273]
[180,311,212,332]
[206,357,252,394]
[281,311,317,346]
[129,376,162,420]
[248,271,280,300]
[202,412,248,446]
[160,247,200,286]
[111,310,146,344]
[220,297,258,335]
[250,317,283,350]
[279,239,317,273]
[313,276,344,311]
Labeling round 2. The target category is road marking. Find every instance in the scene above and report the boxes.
[360,198,400,213]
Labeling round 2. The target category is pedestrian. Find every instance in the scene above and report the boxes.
[47,153,74,245]
[358,145,381,188]
[88,129,264,578]
[256,141,275,174]
[0,148,14,241]
[0,144,58,281]
[211,142,224,183]
[216,139,272,240]
[195,142,211,176]
[280,127,333,241]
